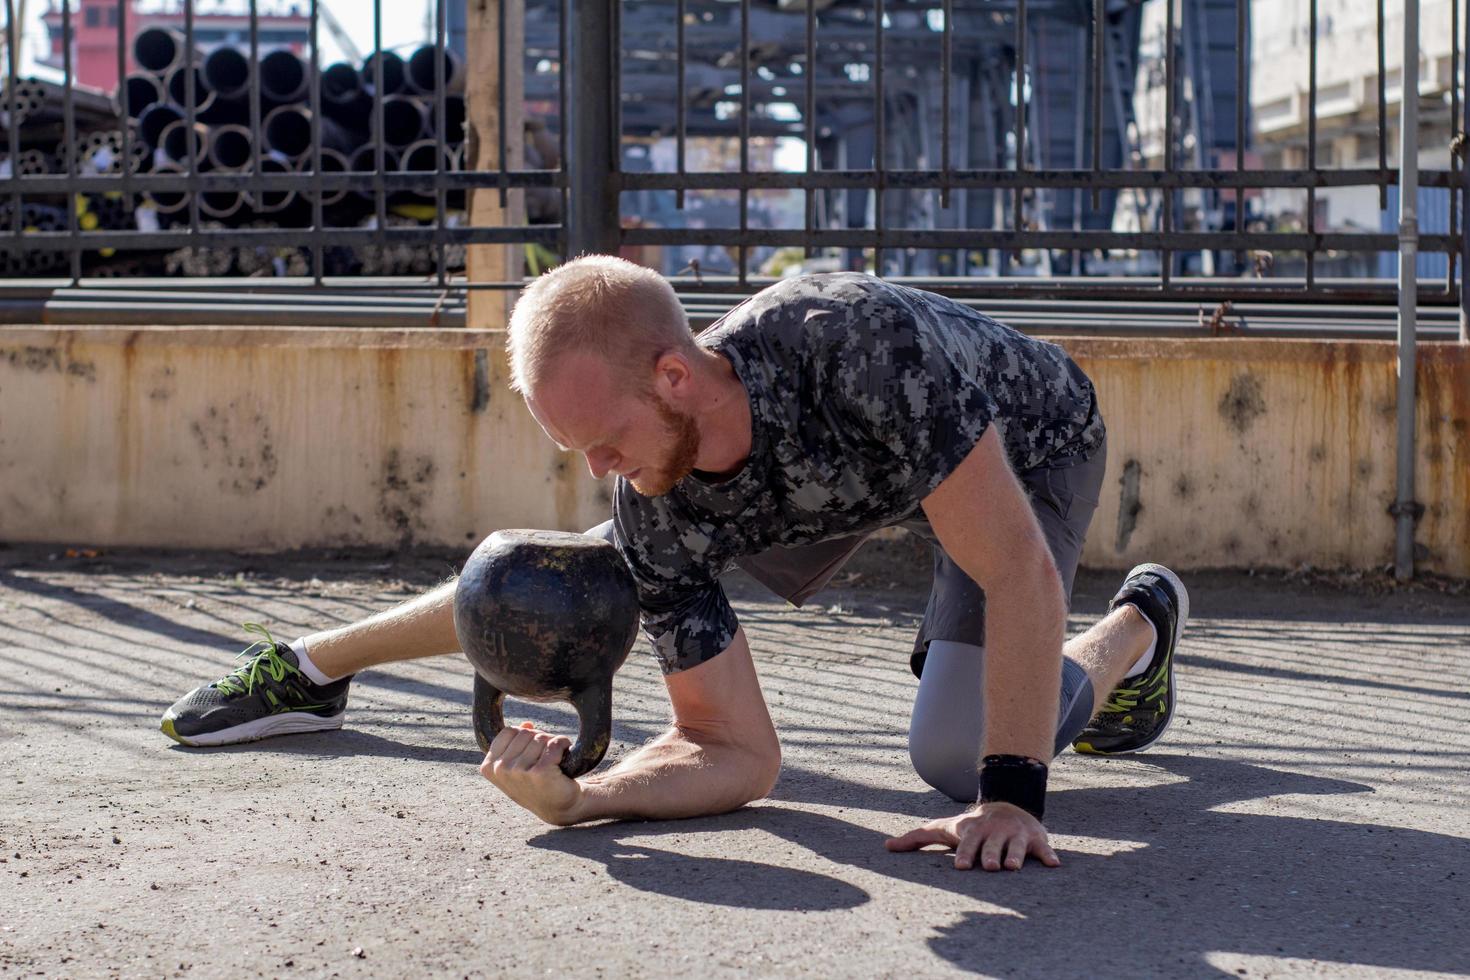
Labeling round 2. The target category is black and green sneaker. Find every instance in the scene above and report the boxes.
[160,623,352,747]
[1072,563,1190,756]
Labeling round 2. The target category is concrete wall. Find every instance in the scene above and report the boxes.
[1066,338,1467,576]
[0,327,612,553]
[1,327,1466,576]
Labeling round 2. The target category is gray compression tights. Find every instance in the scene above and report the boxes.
[908,639,1097,803]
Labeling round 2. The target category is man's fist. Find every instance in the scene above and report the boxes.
[480,721,584,825]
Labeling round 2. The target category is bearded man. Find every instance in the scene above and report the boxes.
[163,256,1188,873]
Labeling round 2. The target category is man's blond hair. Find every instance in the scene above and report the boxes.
[506,254,695,395]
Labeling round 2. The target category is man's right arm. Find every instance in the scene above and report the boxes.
[481,626,781,825]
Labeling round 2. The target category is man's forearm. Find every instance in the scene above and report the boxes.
[980,560,1066,764]
[560,727,779,825]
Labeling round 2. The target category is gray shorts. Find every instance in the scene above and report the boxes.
[730,440,1108,674]
[734,440,1109,797]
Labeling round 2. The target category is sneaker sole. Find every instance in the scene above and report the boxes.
[161,711,345,747]
[1074,562,1191,756]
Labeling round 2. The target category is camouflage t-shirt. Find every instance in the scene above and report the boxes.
[612,272,1103,674]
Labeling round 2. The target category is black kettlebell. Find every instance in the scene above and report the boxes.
[453,529,639,778]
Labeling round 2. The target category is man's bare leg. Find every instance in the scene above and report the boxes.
[1064,603,1156,718]
[303,580,462,680]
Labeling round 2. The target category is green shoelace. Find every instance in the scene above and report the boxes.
[1101,663,1169,715]
[214,623,300,697]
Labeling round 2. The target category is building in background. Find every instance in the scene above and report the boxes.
[1099,0,1459,280]
[1250,0,1460,279]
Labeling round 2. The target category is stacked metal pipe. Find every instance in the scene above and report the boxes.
[0,202,70,274]
[124,27,467,235]
[0,27,471,278]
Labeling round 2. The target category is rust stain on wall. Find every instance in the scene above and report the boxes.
[377,447,437,543]
[551,454,581,531]
[117,333,140,504]
[1115,458,1143,553]
[1218,372,1267,436]
[1,343,96,381]
[188,397,280,494]
[1417,346,1470,568]
[147,363,177,402]
[469,348,492,413]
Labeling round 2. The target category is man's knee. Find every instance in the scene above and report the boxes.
[907,718,982,804]
[907,639,986,803]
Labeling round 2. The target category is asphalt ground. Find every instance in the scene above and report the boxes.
[1,545,1467,979]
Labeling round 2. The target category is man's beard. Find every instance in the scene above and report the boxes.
[629,396,700,496]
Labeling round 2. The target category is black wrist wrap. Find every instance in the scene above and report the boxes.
[979,754,1048,820]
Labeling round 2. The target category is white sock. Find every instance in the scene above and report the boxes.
[290,638,340,686]
[1123,614,1159,678]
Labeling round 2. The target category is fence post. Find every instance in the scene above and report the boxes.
[466,0,525,330]
[564,0,621,258]
[1462,0,1470,344]
[1393,0,1422,581]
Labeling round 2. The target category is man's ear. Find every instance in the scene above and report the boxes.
[651,350,694,399]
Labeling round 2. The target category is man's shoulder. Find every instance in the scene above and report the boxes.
[754,271,900,315]
[710,273,910,349]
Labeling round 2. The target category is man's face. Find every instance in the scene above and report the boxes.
[525,352,701,497]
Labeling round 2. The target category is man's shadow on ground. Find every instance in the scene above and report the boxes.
[530,755,1470,976]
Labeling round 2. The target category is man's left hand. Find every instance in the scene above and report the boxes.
[884,801,1061,871]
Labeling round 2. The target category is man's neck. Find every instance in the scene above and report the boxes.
[691,349,753,480]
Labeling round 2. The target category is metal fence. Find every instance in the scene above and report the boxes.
[0,0,558,289]
[0,0,1466,312]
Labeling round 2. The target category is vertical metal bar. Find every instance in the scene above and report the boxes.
[738,0,750,284]
[4,0,16,241]
[676,0,686,210]
[309,0,323,285]
[1449,0,1458,294]
[1091,0,1102,210]
[1378,0,1388,211]
[1235,0,1245,236]
[557,0,568,257]
[374,0,387,240]
[874,0,884,276]
[1069,27,1085,275]
[612,0,622,175]
[1394,0,1421,581]
[803,0,815,255]
[496,0,507,209]
[1306,0,1317,291]
[185,0,200,247]
[436,0,448,286]
[565,0,618,256]
[1013,0,1027,238]
[117,0,131,210]
[1463,0,1470,341]
[941,0,952,210]
[249,0,261,221]
[62,0,79,282]
[1162,0,1175,288]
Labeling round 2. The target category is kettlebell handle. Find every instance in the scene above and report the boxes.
[472,673,615,779]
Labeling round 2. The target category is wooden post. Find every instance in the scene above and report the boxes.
[465,0,525,330]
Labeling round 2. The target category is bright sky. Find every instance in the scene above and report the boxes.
[317,0,436,63]
[9,0,435,76]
